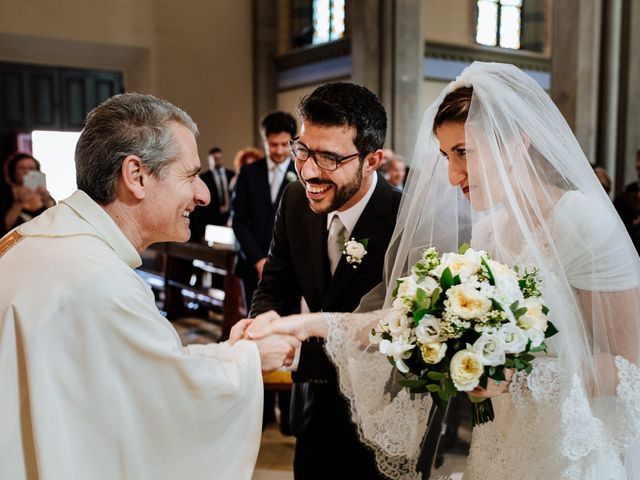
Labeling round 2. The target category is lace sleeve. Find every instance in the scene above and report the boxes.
[508,357,562,410]
[323,310,432,480]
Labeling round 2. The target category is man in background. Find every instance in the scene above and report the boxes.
[231,110,298,434]
[189,146,234,242]
[386,155,407,191]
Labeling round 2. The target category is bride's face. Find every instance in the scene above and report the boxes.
[435,121,470,198]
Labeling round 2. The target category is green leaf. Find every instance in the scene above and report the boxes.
[413,308,428,324]
[490,298,504,312]
[515,359,526,371]
[360,238,369,249]
[490,368,506,383]
[479,375,488,389]
[545,321,559,338]
[529,343,547,353]
[509,300,520,312]
[426,384,441,392]
[440,267,454,290]
[518,353,535,362]
[427,371,445,381]
[481,257,495,286]
[513,307,528,319]
[437,389,451,402]
[392,279,401,298]
[505,358,515,368]
[458,243,470,254]
[442,377,457,396]
[542,305,550,315]
[452,274,462,286]
[430,287,441,304]
[488,366,496,376]
[416,287,427,305]
[525,364,533,374]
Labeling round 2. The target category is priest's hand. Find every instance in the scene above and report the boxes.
[254,333,299,374]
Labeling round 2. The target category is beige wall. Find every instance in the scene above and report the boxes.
[276,83,327,121]
[0,0,254,168]
[423,0,474,46]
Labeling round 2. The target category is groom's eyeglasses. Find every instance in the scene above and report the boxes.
[289,139,364,171]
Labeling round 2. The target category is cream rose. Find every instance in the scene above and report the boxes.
[518,297,548,332]
[397,275,419,299]
[420,341,448,364]
[450,349,484,391]
[432,249,483,282]
[445,284,492,320]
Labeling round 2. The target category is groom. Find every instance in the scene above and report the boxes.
[251,82,402,479]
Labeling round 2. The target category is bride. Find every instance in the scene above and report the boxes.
[248,62,640,479]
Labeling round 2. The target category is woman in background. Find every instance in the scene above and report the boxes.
[1,152,55,235]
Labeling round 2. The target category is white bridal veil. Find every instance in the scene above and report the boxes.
[324,62,640,479]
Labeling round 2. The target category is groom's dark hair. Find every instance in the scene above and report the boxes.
[297,82,387,155]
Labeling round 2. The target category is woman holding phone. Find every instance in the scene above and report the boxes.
[1,152,55,235]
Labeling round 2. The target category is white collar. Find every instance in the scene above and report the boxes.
[61,191,142,268]
[266,157,291,172]
[326,173,378,236]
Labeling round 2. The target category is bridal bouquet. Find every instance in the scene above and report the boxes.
[371,246,558,425]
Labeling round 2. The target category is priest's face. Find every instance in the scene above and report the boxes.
[143,122,210,244]
[294,121,375,214]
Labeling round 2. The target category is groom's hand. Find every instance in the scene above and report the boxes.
[246,310,310,341]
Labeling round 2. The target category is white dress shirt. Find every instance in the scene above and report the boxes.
[267,158,291,203]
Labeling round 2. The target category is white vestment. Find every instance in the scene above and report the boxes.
[0,190,263,480]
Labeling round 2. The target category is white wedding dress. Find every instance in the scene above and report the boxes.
[324,191,640,480]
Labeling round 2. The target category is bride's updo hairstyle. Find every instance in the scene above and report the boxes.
[433,86,473,131]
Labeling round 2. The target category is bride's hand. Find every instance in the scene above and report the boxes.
[246,310,327,341]
[469,369,514,399]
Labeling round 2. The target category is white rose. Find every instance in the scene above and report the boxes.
[445,284,492,320]
[487,259,523,308]
[379,338,415,373]
[415,315,442,343]
[345,241,366,258]
[420,342,448,364]
[386,309,411,337]
[432,249,483,282]
[417,276,439,297]
[450,349,484,391]
[496,323,529,354]
[472,333,506,367]
[392,297,411,313]
[397,275,419,299]
[517,297,548,333]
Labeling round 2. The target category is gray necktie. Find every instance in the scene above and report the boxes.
[327,215,346,275]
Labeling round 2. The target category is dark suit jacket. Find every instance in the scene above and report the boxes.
[189,167,234,242]
[251,173,401,437]
[231,158,297,276]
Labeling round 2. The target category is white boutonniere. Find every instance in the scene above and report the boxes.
[342,238,369,268]
[285,171,298,183]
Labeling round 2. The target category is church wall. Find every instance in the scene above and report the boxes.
[0,0,254,168]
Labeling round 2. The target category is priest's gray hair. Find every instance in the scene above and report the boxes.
[75,92,198,204]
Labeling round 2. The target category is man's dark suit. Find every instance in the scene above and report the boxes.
[231,157,297,306]
[251,174,402,479]
[189,167,234,242]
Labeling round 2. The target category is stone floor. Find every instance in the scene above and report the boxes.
[171,316,469,479]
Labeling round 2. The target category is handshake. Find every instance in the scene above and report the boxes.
[228,311,327,374]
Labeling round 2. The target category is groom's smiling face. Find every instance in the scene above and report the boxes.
[295,121,374,214]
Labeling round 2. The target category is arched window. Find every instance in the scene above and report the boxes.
[476,0,522,50]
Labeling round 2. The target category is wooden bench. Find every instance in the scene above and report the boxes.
[138,241,245,340]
